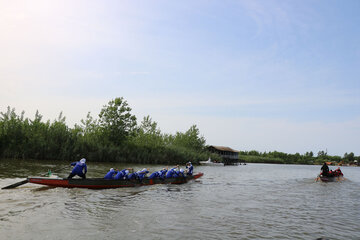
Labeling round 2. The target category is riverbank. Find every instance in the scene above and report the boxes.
[239,152,359,166]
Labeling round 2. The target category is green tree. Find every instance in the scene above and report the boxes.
[78,112,99,135]
[168,125,206,151]
[98,97,137,145]
[131,115,163,147]
[305,151,314,157]
[0,107,26,158]
[317,150,327,158]
[23,110,50,159]
[344,152,355,162]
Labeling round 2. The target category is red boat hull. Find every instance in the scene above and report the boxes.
[28,172,204,189]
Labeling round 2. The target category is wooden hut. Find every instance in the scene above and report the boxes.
[207,145,240,165]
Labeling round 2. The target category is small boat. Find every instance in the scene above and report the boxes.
[317,168,344,182]
[199,158,224,166]
[317,175,345,182]
[27,172,204,189]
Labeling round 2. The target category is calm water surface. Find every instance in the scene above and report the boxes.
[0,160,359,240]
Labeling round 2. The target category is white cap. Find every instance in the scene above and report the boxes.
[110,168,114,171]
[80,158,86,163]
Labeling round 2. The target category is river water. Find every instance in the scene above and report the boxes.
[0,160,359,240]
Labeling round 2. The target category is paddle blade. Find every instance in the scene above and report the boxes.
[1,179,29,189]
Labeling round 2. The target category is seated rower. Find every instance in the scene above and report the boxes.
[148,171,159,179]
[127,169,137,180]
[158,168,168,179]
[136,168,149,181]
[104,168,117,179]
[114,168,133,180]
[114,169,125,180]
[173,167,185,177]
[149,168,168,179]
[334,167,343,177]
[186,162,193,176]
[124,168,132,179]
[177,168,185,177]
[166,166,179,178]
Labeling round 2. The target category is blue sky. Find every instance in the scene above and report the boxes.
[1,0,359,156]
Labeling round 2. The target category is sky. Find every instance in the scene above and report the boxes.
[0,0,359,156]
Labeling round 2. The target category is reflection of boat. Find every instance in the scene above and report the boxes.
[199,158,224,166]
[27,173,204,189]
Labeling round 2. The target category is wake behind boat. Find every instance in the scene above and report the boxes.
[28,173,204,189]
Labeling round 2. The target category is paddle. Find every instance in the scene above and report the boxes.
[1,166,69,190]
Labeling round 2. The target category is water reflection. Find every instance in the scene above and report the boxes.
[31,186,56,192]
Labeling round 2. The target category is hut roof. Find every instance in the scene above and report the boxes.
[208,145,239,153]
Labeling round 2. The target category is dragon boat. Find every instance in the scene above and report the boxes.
[27,172,204,189]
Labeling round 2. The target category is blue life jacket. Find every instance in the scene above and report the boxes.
[71,161,87,175]
[178,169,185,177]
[166,168,177,178]
[148,172,159,179]
[186,165,193,175]
[159,169,167,179]
[104,169,116,179]
[137,169,149,180]
[123,170,130,179]
[127,172,137,180]
[114,169,126,180]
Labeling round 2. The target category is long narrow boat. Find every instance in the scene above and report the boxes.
[27,172,204,189]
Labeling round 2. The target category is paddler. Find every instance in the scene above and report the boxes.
[104,168,117,179]
[114,168,133,180]
[177,168,185,177]
[136,168,149,181]
[67,158,87,179]
[321,162,329,176]
[159,168,168,179]
[149,168,168,179]
[186,162,193,176]
[166,165,179,178]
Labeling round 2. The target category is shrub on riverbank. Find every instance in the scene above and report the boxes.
[239,155,285,164]
[0,98,222,164]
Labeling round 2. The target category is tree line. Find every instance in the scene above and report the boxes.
[239,150,359,165]
[1,97,358,165]
[0,97,222,165]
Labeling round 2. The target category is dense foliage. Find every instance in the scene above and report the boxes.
[239,150,359,165]
[0,97,220,164]
[1,97,358,165]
